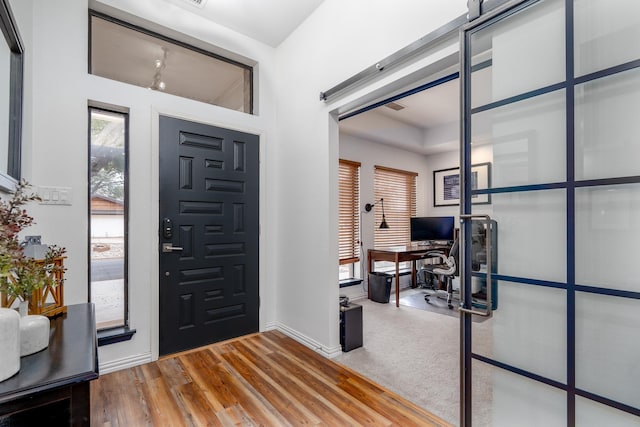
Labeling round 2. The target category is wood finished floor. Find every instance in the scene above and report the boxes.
[91,330,451,426]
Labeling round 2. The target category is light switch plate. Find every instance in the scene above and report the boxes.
[38,186,72,205]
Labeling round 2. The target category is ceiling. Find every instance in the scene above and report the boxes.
[162,0,325,47]
[340,77,461,156]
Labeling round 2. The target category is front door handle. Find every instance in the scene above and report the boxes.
[162,243,183,253]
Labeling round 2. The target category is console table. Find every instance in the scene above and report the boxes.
[0,303,99,426]
[368,244,450,307]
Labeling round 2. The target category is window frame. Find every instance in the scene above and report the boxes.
[338,159,361,266]
[373,165,417,249]
[0,0,24,192]
[88,9,254,114]
[88,102,130,334]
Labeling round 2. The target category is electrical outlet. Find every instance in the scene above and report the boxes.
[38,186,72,205]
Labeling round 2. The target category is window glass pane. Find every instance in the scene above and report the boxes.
[90,108,127,330]
[90,15,252,114]
[474,281,567,383]
[576,292,640,409]
[0,38,9,173]
[575,184,640,292]
[472,359,566,427]
[574,0,640,77]
[576,396,640,427]
[472,89,566,188]
[575,67,640,181]
[470,0,565,106]
[491,189,566,282]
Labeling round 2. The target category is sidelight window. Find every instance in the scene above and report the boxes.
[89,105,128,331]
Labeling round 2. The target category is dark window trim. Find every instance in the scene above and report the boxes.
[339,278,363,288]
[87,9,254,115]
[91,209,125,215]
[88,102,130,332]
[97,326,136,347]
[0,0,24,190]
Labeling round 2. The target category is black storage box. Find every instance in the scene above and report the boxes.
[340,303,362,352]
[368,272,392,303]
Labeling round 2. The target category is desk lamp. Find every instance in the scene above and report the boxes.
[364,198,390,229]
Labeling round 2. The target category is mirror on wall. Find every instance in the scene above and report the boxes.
[0,0,23,192]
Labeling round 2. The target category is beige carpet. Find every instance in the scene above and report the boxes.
[399,290,490,323]
[335,288,493,427]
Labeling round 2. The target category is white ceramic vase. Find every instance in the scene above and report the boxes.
[20,313,50,356]
[0,307,20,382]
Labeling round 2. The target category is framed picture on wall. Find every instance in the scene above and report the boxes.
[433,162,491,206]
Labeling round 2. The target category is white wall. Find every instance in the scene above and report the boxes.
[338,132,430,300]
[273,0,467,354]
[331,124,494,297]
[8,0,469,367]
[424,143,494,220]
[11,0,278,371]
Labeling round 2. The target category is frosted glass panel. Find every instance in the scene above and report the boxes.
[574,0,640,77]
[472,359,493,427]
[472,90,566,187]
[473,281,566,383]
[471,65,492,109]
[576,293,640,409]
[576,397,640,427]
[575,184,640,291]
[472,360,566,427]
[492,190,566,282]
[470,0,565,106]
[575,68,640,180]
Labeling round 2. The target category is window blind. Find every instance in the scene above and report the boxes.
[338,159,361,265]
[373,165,417,249]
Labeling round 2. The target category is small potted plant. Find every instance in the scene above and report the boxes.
[0,180,66,316]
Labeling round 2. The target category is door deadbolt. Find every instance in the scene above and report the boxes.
[162,218,173,239]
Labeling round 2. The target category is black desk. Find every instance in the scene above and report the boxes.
[368,244,450,307]
[0,303,99,426]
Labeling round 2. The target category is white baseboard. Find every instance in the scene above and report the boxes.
[98,324,343,374]
[266,321,342,359]
[99,352,152,375]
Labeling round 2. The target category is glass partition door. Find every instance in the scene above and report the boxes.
[460,1,640,425]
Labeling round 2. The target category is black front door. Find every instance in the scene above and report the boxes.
[159,116,259,356]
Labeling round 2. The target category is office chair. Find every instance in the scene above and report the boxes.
[421,238,459,309]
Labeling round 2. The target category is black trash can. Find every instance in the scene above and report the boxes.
[368,272,392,303]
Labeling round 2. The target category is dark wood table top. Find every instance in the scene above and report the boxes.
[368,243,450,254]
[0,303,99,404]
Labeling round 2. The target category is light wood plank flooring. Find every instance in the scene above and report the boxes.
[91,330,451,426]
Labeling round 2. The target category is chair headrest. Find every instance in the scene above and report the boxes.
[449,238,459,258]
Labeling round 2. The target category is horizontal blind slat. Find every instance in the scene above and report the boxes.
[373,167,417,249]
[339,159,360,263]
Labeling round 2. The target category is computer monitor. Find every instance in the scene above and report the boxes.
[410,216,455,243]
